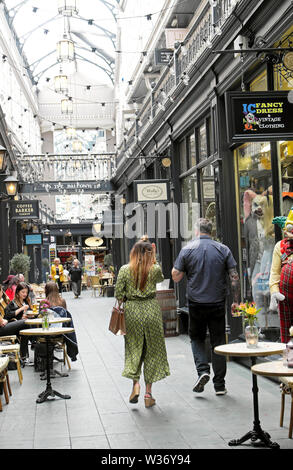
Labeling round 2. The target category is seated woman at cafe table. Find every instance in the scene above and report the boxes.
[1,283,31,361]
[44,281,79,361]
[2,275,19,301]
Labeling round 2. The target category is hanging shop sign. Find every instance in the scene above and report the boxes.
[10,200,39,219]
[24,233,43,245]
[154,49,174,65]
[21,180,114,194]
[225,91,293,143]
[49,244,57,264]
[134,179,170,203]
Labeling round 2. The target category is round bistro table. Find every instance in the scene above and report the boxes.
[214,342,286,449]
[24,317,71,326]
[20,327,74,404]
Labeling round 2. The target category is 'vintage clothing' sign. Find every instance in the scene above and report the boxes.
[10,200,39,219]
[225,91,293,142]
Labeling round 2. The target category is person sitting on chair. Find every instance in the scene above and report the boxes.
[3,283,33,362]
[44,282,79,361]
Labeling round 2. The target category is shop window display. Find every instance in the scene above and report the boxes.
[279,141,293,215]
[201,165,217,239]
[187,133,196,168]
[181,174,198,243]
[236,142,277,330]
[199,123,207,162]
[179,139,188,173]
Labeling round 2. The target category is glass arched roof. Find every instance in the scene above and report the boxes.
[3,0,118,86]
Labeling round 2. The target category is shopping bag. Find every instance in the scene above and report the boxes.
[109,301,126,336]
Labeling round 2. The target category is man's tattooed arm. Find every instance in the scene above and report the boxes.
[228,268,240,305]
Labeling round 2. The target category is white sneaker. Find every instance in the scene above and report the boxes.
[215,388,227,396]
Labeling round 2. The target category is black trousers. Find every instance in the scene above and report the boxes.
[188,302,227,391]
[72,280,81,296]
[57,279,63,293]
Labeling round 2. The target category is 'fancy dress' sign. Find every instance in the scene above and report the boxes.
[225,91,293,142]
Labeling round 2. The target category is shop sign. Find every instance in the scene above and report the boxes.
[154,49,173,65]
[10,200,39,219]
[225,91,293,143]
[203,181,215,199]
[134,180,170,203]
[49,244,56,264]
[21,180,114,194]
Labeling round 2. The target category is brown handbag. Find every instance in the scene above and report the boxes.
[109,301,126,336]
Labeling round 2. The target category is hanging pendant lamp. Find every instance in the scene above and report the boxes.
[54,74,69,93]
[58,0,79,16]
[57,34,75,62]
[61,98,73,114]
[72,140,83,152]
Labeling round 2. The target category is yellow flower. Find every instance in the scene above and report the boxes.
[246,307,257,316]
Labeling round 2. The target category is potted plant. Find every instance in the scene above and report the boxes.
[10,253,31,277]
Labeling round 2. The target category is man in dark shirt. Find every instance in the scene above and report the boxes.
[172,218,240,396]
[69,259,83,298]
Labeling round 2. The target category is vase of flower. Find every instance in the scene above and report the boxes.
[245,323,259,349]
[39,299,50,331]
[232,301,261,349]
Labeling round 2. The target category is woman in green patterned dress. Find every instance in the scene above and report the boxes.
[115,240,170,408]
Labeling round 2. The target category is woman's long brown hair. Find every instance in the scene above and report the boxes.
[14,282,32,309]
[129,241,155,291]
[45,281,64,307]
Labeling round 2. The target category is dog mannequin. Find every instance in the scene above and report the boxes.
[243,189,275,328]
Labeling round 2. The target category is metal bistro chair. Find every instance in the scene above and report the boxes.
[0,336,23,385]
[0,356,11,411]
[90,276,103,297]
[280,376,293,438]
[81,274,88,290]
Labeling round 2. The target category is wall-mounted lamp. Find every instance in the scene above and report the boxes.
[161,157,172,168]
[3,173,19,197]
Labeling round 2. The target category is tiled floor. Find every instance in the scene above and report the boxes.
[0,290,292,450]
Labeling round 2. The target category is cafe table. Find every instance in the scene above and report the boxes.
[20,327,74,404]
[214,341,286,449]
[24,317,71,326]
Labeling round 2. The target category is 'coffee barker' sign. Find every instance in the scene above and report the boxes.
[10,200,39,219]
[225,91,293,142]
